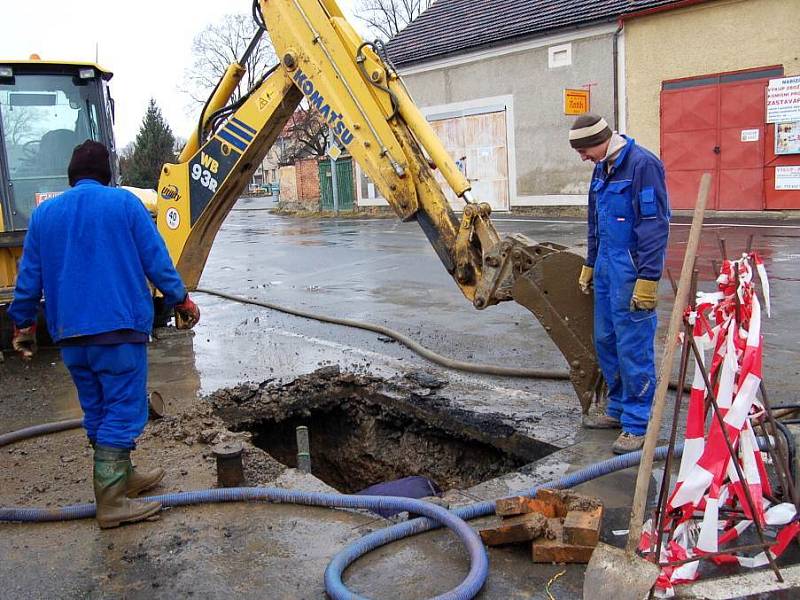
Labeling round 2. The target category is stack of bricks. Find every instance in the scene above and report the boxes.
[478,489,603,564]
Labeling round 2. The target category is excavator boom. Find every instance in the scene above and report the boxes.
[156,0,602,410]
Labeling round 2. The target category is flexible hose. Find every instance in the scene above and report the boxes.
[326,443,681,598]
[0,488,487,600]
[195,288,692,394]
[0,439,683,600]
[0,418,82,448]
[196,288,571,380]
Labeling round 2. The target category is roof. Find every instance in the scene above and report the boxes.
[386,0,688,67]
[0,59,113,80]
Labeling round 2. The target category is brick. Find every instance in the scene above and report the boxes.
[532,519,595,564]
[495,496,561,518]
[563,506,603,547]
[479,512,547,546]
[532,539,596,563]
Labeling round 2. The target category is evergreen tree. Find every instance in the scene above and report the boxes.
[121,99,176,188]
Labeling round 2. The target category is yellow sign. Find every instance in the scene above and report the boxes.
[564,89,590,115]
[327,143,342,161]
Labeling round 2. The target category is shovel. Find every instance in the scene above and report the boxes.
[583,173,711,600]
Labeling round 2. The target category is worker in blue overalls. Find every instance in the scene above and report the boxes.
[9,140,200,527]
[570,114,670,454]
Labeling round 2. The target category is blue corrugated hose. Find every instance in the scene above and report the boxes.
[0,439,682,600]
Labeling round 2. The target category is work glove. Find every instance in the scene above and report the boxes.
[631,279,659,311]
[174,295,200,330]
[578,265,594,295]
[12,324,38,360]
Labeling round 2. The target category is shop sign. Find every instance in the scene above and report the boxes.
[564,89,590,115]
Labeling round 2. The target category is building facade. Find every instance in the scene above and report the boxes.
[372,0,683,211]
[623,0,800,210]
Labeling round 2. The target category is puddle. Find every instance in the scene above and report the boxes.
[212,367,557,494]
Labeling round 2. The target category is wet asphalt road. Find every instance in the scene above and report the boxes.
[192,196,800,405]
[1,197,799,599]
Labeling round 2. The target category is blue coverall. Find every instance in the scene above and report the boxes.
[586,137,670,435]
[8,179,187,448]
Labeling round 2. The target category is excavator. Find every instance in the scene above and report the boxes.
[0,0,601,411]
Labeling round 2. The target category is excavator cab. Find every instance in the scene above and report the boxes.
[0,58,118,303]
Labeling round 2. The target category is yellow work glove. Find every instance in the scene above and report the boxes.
[578,265,593,295]
[631,279,659,311]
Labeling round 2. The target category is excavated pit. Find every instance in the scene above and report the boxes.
[211,367,558,494]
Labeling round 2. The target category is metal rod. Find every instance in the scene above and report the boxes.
[687,336,783,582]
[718,237,728,261]
[758,383,799,509]
[746,234,755,254]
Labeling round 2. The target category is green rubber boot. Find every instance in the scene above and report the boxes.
[93,446,161,529]
[90,440,165,497]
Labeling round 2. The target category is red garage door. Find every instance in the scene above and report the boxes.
[660,66,783,210]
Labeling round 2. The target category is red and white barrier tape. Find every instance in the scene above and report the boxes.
[640,253,795,597]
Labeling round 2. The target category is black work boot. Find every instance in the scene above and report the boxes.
[93,446,161,529]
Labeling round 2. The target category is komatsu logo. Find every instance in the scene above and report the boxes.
[292,69,354,146]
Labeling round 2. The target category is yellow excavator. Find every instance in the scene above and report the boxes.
[1,0,601,410]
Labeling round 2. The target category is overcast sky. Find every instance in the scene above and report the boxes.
[5,0,364,147]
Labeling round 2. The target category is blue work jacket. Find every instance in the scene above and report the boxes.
[8,179,186,342]
[586,137,670,281]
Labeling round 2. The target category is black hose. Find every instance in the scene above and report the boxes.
[196,288,571,380]
[196,288,697,395]
[773,420,797,484]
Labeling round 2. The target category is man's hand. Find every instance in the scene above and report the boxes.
[631,279,658,311]
[12,325,38,360]
[578,265,594,295]
[174,295,200,330]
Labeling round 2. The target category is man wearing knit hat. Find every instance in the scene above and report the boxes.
[8,139,200,528]
[569,114,670,454]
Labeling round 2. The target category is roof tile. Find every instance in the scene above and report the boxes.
[386,0,686,66]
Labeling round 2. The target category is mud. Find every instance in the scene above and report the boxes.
[210,366,558,494]
[0,370,286,509]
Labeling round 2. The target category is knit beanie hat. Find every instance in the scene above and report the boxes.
[569,113,612,149]
[68,140,112,187]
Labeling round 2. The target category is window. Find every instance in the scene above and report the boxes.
[548,43,572,69]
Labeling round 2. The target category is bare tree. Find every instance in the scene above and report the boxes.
[2,107,36,145]
[182,13,276,106]
[279,104,328,165]
[356,0,435,40]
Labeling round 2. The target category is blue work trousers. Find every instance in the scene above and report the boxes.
[61,343,148,449]
[593,247,657,435]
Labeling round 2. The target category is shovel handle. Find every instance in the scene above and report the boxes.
[625,173,711,553]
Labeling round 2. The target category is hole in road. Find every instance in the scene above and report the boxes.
[229,382,557,494]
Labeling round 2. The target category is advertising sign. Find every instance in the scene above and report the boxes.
[564,89,590,115]
[767,76,800,123]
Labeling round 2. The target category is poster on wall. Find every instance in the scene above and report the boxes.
[767,76,800,123]
[775,166,800,190]
[776,122,800,155]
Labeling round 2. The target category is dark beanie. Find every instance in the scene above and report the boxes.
[68,140,112,187]
[569,113,612,149]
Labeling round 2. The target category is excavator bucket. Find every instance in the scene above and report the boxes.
[487,235,603,412]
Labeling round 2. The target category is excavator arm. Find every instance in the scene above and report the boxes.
[155,0,602,410]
